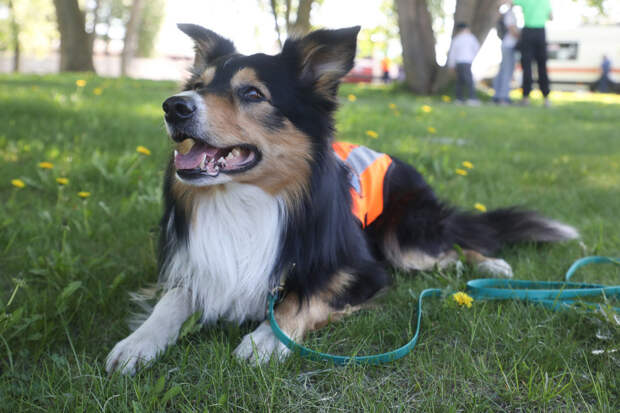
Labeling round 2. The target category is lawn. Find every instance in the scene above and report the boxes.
[1,74,618,412]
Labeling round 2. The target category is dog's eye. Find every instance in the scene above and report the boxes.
[240,87,265,102]
[193,82,206,91]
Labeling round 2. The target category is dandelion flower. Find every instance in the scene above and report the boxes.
[11,179,25,188]
[366,130,379,139]
[455,168,468,176]
[77,191,91,199]
[76,79,87,87]
[421,105,432,113]
[441,95,451,103]
[93,87,103,95]
[347,94,357,102]
[462,161,474,169]
[136,146,151,156]
[452,292,473,308]
[38,162,54,169]
[56,177,69,185]
[388,103,397,109]
[474,203,487,212]
[427,126,437,134]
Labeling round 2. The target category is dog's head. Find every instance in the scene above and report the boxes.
[163,24,359,201]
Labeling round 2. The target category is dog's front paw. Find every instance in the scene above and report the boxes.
[477,258,514,278]
[233,321,291,365]
[106,331,166,375]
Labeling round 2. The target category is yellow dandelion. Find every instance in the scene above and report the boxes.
[76,79,87,87]
[136,145,151,156]
[388,103,397,109]
[56,177,69,185]
[441,95,451,103]
[347,94,357,102]
[365,130,379,139]
[427,126,437,134]
[452,292,474,308]
[11,179,25,188]
[93,87,103,95]
[77,191,91,199]
[462,161,474,169]
[421,105,432,113]
[474,203,487,212]
[38,162,54,169]
[455,168,468,176]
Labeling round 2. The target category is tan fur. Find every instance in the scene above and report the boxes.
[382,230,499,271]
[274,272,360,340]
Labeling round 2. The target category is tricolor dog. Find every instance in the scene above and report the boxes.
[106,25,578,375]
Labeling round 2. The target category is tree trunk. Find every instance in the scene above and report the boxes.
[432,0,501,92]
[120,0,145,77]
[396,0,438,94]
[52,0,96,72]
[453,0,501,43]
[8,0,20,72]
[270,0,283,47]
[289,0,313,35]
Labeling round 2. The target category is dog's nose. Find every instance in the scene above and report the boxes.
[162,96,196,122]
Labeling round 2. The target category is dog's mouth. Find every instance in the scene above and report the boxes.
[174,137,260,179]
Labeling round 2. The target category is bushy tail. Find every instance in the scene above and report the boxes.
[446,207,579,255]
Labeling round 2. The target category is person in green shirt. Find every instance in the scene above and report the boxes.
[514,0,553,106]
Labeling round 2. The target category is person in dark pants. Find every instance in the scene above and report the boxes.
[514,0,552,107]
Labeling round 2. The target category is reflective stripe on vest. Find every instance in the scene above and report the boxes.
[332,141,393,228]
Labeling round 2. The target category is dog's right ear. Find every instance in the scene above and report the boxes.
[177,24,236,68]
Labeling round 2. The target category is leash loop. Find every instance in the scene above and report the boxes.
[268,256,619,365]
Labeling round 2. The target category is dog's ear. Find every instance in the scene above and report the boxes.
[283,26,360,99]
[177,24,236,68]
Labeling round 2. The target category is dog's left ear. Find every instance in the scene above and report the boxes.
[284,26,360,99]
[178,24,236,68]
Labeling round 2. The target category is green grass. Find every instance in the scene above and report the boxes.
[1,74,619,412]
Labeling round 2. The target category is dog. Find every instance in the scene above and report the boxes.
[106,24,578,375]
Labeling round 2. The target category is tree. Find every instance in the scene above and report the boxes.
[120,0,145,76]
[266,0,317,47]
[7,0,19,72]
[52,0,95,72]
[396,0,502,94]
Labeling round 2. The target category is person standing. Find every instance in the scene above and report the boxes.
[447,22,481,105]
[514,0,552,107]
[493,1,519,105]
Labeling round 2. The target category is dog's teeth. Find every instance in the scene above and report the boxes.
[231,148,240,158]
[199,154,207,170]
[218,157,225,164]
[226,152,235,160]
[174,150,179,157]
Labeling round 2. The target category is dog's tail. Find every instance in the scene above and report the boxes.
[446,207,579,255]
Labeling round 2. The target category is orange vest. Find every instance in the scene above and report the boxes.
[332,142,393,228]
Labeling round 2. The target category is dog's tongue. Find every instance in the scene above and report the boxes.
[175,144,206,170]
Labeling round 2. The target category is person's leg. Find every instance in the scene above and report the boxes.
[520,28,534,100]
[466,63,476,100]
[534,28,550,98]
[455,63,466,102]
[495,45,514,102]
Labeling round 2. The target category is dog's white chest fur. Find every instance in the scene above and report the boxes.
[163,183,283,324]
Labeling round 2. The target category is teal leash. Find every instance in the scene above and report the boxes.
[267,256,620,366]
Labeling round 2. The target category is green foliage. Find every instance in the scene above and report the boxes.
[0,75,618,411]
[0,0,57,54]
[136,0,166,58]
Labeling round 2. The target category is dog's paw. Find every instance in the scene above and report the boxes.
[233,321,291,365]
[105,331,166,375]
[476,258,513,278]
